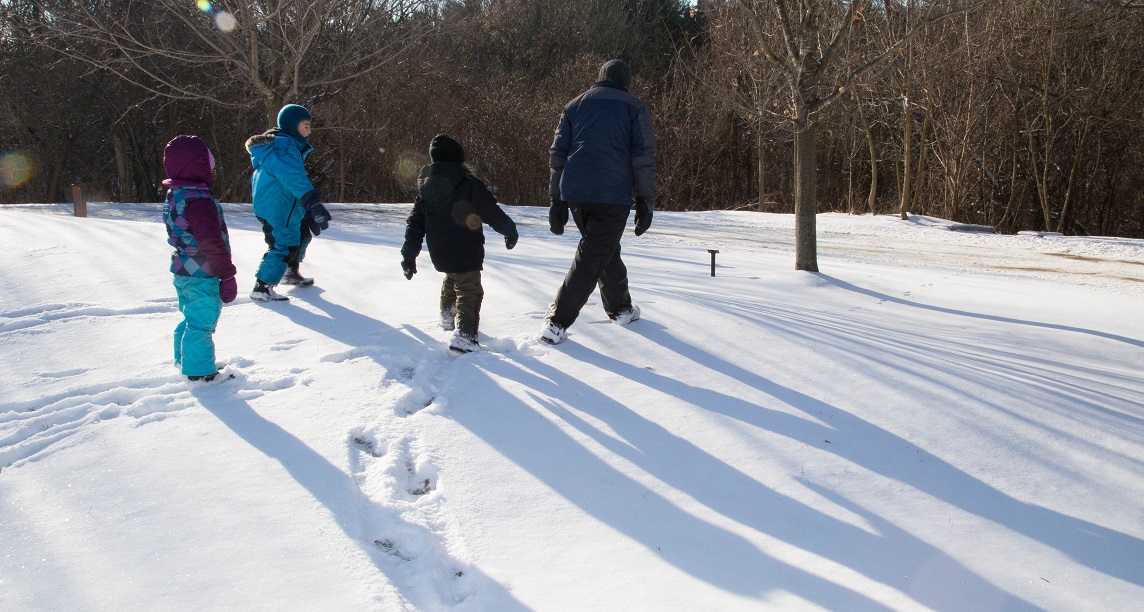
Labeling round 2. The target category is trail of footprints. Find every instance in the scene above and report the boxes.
[345,350,480,607]
[1,358,299,472]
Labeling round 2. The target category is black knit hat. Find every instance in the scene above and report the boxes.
[599,59,632,89]
[429,133,465,163]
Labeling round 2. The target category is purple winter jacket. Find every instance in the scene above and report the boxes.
[162,136,236,280]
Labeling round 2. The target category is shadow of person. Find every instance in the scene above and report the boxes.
[195,389,526,610]
[818,273,1144,349]
[477,345,1039,610]
[626,317,1144,591]
[436,358,889,608]
[262,286,436,369]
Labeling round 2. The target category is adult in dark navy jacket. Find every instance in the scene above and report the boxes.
[541,59,656,345]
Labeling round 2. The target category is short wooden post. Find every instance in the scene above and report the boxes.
[71,182,87,218]
[708,249,719,277]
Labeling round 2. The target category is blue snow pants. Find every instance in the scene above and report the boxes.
[254,208,306,285]
[173,275,222,377]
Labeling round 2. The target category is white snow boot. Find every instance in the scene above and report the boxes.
[611,305,640,326]
[539,320,567,345]
[449,331,480,354]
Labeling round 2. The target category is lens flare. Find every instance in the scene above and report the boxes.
[196,0,211,12]
[214,11,236,32]
[397,157,420,182]
[0,152,36,189]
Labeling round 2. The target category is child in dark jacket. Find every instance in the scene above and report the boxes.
[162,135,237,381]
[400,134,518,354]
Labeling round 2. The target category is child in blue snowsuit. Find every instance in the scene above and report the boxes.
[245,104,331,301]
[162,135,237,382]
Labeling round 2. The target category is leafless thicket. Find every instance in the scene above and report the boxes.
[2,0,1142,241]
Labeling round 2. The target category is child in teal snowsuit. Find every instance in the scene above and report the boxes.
[244,104,331,301]
[162,135,237,381]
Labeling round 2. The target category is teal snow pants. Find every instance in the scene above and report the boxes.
[173,275,222,377]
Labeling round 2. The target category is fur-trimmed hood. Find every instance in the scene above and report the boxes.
[244,131,277,152]
[245,129,313,170]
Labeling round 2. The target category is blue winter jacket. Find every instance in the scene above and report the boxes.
[245,130,316,228]
[549,80,657,206]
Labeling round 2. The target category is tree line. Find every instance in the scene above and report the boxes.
[3,0,1142,241]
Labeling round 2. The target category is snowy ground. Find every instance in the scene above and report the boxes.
[1,202,1142,611]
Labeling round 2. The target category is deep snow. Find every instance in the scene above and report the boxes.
[1,202,1142,611]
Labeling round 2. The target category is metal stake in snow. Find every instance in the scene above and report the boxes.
[708,249,719,277]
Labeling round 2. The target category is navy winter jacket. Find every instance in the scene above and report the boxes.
[549,81,657,206]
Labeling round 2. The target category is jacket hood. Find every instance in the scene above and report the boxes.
[417,162,466,204]
[163,135,213,187]
[245,129,313,168]
[245,131,277,153]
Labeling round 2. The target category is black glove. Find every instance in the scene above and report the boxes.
[301,190,331,235]
[549,197,568,235]
[634,196,653,236]
[303,206,330,236]
[401,259,416,280]
[497,218,518,250]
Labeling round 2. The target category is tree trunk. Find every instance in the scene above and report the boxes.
[757,126,766,211]
[855,92,878,214]
[1056,117,1091,234]
[900,97,913,220]
[911,110,930,211]
[338,130,347,203]
[48,133,76,203]
[112,130,134,203]
[794,118,819,272]
[265,92,285,128]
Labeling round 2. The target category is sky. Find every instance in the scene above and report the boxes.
[1,202,1142,611]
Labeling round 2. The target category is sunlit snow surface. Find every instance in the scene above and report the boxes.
[2,202,1142,611]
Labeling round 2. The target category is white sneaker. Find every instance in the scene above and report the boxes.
[250,283,289,302]
[539,320,567,345]
[449,331,479,354]
[611,305,640,325]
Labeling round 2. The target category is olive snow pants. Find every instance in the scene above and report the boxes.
[441,271,483,338]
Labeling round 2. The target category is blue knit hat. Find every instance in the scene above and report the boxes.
[277,104,312,140]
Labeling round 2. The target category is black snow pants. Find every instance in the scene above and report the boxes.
[548,203,632,329]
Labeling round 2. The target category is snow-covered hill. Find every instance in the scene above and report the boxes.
[2,203,1142,610]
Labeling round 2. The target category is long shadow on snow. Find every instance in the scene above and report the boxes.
[443,360,889,609]
[820,274,1144,348]
[512,342,1037,611]
[627,318,1144,591]
[265,286,426,370]
[197,392,527,610]
[637,281,1144,447]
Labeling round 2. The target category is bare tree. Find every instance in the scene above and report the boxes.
[20,0,431,125]
[724,0,972,271]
